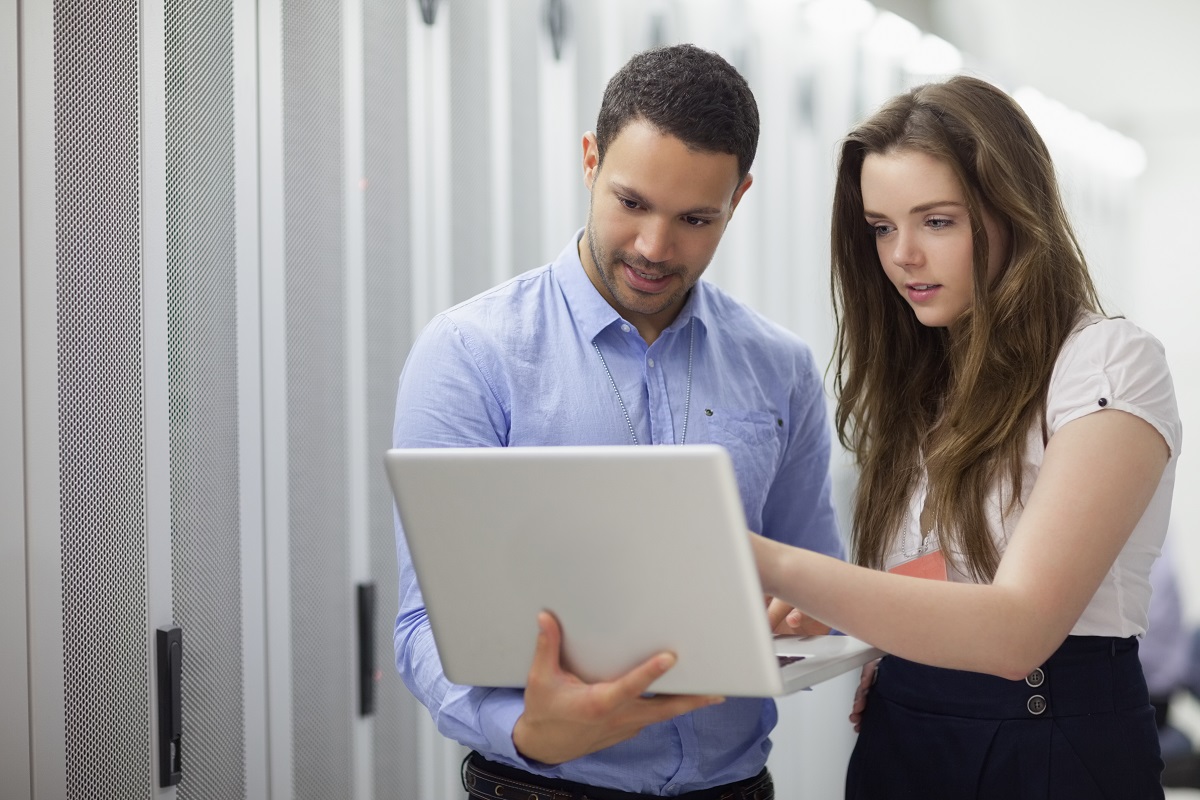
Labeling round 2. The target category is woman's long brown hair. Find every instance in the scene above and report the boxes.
[831,76,1102,581]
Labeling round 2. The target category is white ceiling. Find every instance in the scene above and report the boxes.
[877,0,1200,139]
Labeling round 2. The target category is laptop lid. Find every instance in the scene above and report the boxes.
[386,444,880,697]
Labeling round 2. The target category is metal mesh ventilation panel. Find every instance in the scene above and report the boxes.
[53,1,150,797]
[449,0,497,302]
[165,0,247,798]
[362,0,420,797]
[281,2,353,797]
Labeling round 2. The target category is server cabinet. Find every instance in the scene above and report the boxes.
[261,0,427,796]
[362,1,424,797]
[19,0,171,796]
[165,0,270,797]
[11,0,268,797]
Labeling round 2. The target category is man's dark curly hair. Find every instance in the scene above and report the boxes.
[595,43,759,178]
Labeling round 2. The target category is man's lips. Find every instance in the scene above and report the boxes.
[623,262,674,292]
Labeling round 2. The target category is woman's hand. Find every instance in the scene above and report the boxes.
[766,596,831,635]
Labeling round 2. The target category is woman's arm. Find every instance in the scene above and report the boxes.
[753,408,1169,679]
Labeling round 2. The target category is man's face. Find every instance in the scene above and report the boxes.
[580,118,752,343]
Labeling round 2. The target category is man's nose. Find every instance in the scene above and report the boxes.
[635,217,674,264]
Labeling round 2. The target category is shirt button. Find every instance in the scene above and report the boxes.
[1025,668,1045,687]
[1027,694,1047,715]
[647,358,655,368]
[620,324,630,333]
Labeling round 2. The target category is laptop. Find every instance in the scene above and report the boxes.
[385,444,883,696]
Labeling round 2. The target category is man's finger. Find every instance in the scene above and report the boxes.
[605,651,678,702]
[527,611,563,680]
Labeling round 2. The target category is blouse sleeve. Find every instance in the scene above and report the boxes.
[1047,317,1182,458]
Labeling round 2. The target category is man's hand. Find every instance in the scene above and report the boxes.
[849,658,880,733]
[512,612,724,765]
[766,597,831,636]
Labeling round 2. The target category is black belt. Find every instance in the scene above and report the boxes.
[463,752,774,800]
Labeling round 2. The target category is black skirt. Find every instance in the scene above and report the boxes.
[846,635,1163,799]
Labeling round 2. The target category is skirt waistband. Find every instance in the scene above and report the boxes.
[873,635,1149,720]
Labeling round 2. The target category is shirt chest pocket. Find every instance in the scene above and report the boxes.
[703,408,784,515]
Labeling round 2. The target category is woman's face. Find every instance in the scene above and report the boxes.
[861,149,1009,331]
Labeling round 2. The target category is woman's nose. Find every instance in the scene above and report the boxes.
[890,229,922,269]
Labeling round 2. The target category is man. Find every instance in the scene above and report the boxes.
[394,43,842,798]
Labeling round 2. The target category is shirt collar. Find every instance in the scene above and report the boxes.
[551,228,711,342]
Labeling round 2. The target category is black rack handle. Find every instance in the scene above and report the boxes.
[358,583,378,716]
[156,625,183,786]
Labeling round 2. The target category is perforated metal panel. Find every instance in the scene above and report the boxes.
[362,0,420,797]
[281,2,353,797]
[164,0,247,798]
[52,1,150,798]
[449,0,496,301]
[508,0,545,273]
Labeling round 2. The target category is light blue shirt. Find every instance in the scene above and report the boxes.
[393,231,842,795]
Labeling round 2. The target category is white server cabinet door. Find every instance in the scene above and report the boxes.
[163,0,267,796]
[505,0,585,272]
[447,0,512,297]
[22,0,166,797]
[16,0,267,796]
[261,0,370,798]
[360,0,423,797]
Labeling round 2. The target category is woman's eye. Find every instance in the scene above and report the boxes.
[927,217,953,230]
[871,223,894,237]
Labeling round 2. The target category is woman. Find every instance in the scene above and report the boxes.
[752,75,1181,797]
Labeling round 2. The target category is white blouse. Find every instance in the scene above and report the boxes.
[885,313,1183,637]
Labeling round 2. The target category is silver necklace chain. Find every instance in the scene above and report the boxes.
[592,318,695,446]
[901,508,931,559]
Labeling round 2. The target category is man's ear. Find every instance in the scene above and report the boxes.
[582,132,600,190]
[729,173,753,218]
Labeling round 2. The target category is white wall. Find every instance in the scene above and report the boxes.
[1131,130,1200,621]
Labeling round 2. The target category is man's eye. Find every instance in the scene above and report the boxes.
[620,198,639,210]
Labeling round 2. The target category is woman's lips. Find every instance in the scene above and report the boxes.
[905,283,941,302]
